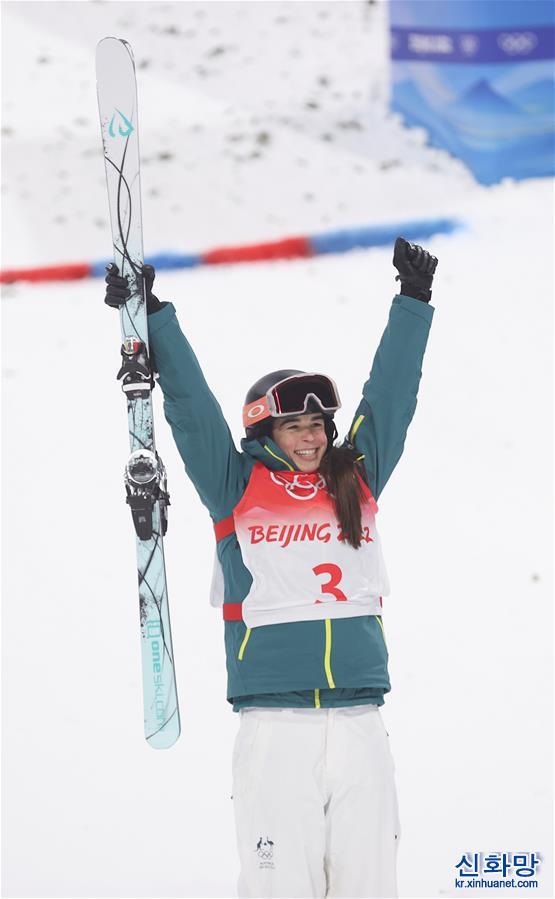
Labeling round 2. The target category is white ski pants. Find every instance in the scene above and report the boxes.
[232,705,400,898]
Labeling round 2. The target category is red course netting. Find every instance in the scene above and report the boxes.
[0,263,91,284]
[203,236,311,265]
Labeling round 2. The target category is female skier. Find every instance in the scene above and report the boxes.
[105,236,437,899]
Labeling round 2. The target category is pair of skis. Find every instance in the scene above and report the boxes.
[96,37,180,748]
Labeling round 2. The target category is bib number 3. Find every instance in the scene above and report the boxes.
[313,563,347,603]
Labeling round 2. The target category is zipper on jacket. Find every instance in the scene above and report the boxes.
[324,619,336,688]
[262,444,294,471]
[238,626,251,661]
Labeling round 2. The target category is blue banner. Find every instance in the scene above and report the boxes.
[390,25,555,63]
[388,0,555,184]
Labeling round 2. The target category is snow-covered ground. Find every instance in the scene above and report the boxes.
[1,2,553,898]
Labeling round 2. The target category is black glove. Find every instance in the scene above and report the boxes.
[393,237,438,303]
[104,263,163,314]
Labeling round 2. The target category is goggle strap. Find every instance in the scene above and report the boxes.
[243,396,270,428]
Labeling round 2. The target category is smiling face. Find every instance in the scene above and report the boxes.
[271,413,328,472]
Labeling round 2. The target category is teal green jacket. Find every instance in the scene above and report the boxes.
[148,294,434,710]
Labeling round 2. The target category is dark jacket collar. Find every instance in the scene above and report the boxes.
[240,437,297,472]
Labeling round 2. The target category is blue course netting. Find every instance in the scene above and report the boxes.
[309,218,460,255]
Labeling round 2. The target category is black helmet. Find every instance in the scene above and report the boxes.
[243,369,340,445]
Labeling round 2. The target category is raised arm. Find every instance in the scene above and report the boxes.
[346,239,437,500]
[105,265,249,521]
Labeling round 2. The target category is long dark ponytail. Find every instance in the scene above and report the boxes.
[319,444,366,549]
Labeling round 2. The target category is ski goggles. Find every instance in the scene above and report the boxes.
[243,373,341,428]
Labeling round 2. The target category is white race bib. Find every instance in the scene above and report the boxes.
[232,463,389,628]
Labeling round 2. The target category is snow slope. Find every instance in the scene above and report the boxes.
[1,2,553,898]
